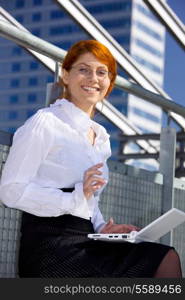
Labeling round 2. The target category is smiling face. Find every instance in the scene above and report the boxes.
[62,52,111,116]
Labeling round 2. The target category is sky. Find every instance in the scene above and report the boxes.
[164,0,185,106]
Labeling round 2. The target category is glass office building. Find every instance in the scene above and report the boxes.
[0,0,165,170]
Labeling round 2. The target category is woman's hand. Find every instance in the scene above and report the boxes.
[100,218,140,233]
[83,163,107,200]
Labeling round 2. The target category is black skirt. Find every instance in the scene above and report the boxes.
[18,212,173,278]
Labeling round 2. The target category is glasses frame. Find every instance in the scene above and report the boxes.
[70,64,112,80]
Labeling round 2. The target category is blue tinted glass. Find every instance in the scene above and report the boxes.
[15,0,24,8]
[54,41,71,50]
[12,63,21,72]
[116,35,130,45]
[9,95,19,103]
[47,75,54,83]
[134,21,162,41]
[50,10,64,19]
[9,111,18,120]
[50,26,65,35]
[28,77,38,86]
[133,55,161,73]
[137,126,153,133]
[134,38,163,58]
[27,110,36,118]
[86,2,131,14]
[8,127,17,134]
[102,18,131,29]
[12,47,22,56]
[31,28,41,36]
[132,107,160,123]
[30,61,39,70]
[32,12,41,22]
[33,0,42,5]
[16,15,24,23]
[136,3,157,22]
[10,79,20,88]
[50,25,80,35]
[28,93,37,102]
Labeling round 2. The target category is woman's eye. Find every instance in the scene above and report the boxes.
[79,68,88,73]
[98,70,108,76]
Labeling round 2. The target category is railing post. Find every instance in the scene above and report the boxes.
[159,126,176,245]
[45,62,62,107]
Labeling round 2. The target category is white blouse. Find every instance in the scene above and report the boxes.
[0,98,111,232]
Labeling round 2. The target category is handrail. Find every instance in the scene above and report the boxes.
[55,0,185,130]
[0,13,158,154]
[0,19,185,122]
[116,76,185,119]
[144,0,185,50]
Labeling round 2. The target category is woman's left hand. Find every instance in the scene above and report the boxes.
[100,217,140,233]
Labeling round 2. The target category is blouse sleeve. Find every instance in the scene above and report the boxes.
[0,110,91,219]
[91,196,106,232]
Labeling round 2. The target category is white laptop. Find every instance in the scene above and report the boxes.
[88,208,185,243]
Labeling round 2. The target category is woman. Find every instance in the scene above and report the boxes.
[0,40,182,277]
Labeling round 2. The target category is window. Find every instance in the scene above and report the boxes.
[137,126,153,134]
[134,38,163,58]
[32,12,42,22]
[133,55,162,74]
[54,41,71,50]
[27,110,36,118]
[47,75,54,83]
[86,2,131,14]
[10,79,20,88]
[9,111,18,120]
[16,15,24,23]
[9,95,19,104]
[33,0,42,6]
[15,0,24,8]
[28,93,37,103]
[12,47,22,56]
[134,21,162,41]
[116,35,130,45]
[101,18,131,29]
[50,24,81,36]
[114,103,127,115]
[31,28,41,36]
[29,61,39,70]
[136,3,157,22]
[28,77,38,86]
[50,10,64,19]
[50,26,66,35]
[12,63,21,72]
[132,107,161,123]
[8,127,17,134]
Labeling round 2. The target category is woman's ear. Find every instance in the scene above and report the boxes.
[62,69,69,85]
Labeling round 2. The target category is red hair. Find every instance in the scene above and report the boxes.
[61,40,117,97]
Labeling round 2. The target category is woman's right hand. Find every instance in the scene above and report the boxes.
[83,163,107,200]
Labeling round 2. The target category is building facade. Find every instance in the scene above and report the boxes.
[0,0,166,170]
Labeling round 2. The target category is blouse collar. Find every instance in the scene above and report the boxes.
[50,98,110,145]
[51,98,93,134]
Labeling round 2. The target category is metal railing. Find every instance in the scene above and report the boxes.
[144,0,185,50]
[0,19,185,123]
[55,0,185,130]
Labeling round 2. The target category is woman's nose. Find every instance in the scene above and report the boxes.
[87,70,99,80]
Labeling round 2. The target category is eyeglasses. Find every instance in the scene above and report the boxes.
[71,65,110,79]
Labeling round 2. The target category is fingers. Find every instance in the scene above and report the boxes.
[108,217,114,225]
[85,175,107,187]
[84,163,103,179]
[100,223,140,234]
[83,176,107,199]
[118,224,140,233]
[84,169,102,181]
[83,163,107,199]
